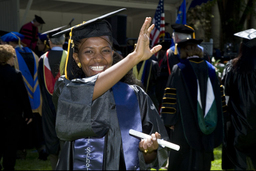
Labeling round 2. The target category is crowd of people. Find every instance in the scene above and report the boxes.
[0,8,255,171]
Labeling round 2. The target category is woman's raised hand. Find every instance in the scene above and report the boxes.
[131,17,162,63]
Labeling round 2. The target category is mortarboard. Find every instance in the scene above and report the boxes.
[171,24,196,55]
[35,15,45,24]
[38,33,50,49]
[38,33,48,41]
[177,38,203,47]
[52,8,126,80]
[234,28,256,48]
[0,32,25,42]
[171,24,195,39]
[41,25,67,38]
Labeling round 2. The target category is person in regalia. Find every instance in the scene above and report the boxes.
[37,25,68,169]
[19,15,45,51]
[161,38,224,170]
[52,9,169,170]
[0,44,33,170]
[0,32,43,159]
[221,29,256,170]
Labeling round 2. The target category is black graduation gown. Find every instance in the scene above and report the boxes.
[0,64,32,131]
[52,75,169,170]
[136,59,160,109]
[161,58,224,170]
[0,64,32,169]
[38,50,66,155]
[222,60,256,169]
[157,47,180,108]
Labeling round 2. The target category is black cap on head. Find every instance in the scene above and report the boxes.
[53,8,126,80]
[171,24,195,34]
[234,28,256,48]
[35,15,45,24]
[177,38,203,47]
[52,8,126,39]
[41,25,67,38]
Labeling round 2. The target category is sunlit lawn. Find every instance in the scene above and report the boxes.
[14,146,222,170]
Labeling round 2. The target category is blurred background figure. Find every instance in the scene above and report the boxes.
[38,26,67,170]
[20,15,45,51]
[132,43,161,109]
[221,28,256,170]
[35,33,50,57]
[157,24,195,111]
[0,31,44,160]
[0,44,33,171]
[161,38,224,170]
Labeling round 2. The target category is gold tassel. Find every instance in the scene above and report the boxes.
[174,43,178,55]
[185,25,195,39]
[65,27,74,80]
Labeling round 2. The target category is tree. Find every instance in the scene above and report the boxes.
[187,0,216,42]
[217,0,256,50]
[187,0,256,51]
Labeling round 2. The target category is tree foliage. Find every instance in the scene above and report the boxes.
[217,0,256,50]
[187,0,256,51]
[187,0,217,42]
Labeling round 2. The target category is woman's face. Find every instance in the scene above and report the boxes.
[73,36,113,77]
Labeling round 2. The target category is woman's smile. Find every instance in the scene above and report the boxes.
[90,65,105,72]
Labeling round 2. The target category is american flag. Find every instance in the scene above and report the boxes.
[150,0,165,47]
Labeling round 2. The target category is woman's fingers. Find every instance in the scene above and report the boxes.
[147,24,155,35]
[140,17,151,35]
[139,132,161,152]
[150,45,162,54]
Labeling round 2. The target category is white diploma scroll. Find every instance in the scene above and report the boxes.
[129,129,180,151]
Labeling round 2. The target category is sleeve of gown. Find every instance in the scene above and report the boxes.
[133,85,169,170]
[53,75,109,141]
[17,71,33,119]
[160,65,179,127]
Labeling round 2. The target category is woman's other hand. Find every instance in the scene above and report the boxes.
[139,132,161,163]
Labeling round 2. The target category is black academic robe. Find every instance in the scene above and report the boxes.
[157,47,180,108]
[161,58,224,170]
[135,59,160,109]
[38,50,67,155]
[222,60,256,169]
[52,75,169,170]
[0,64,32,169]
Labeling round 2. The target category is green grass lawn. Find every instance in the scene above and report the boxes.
[15,149,51,170]
[14,146,222,170]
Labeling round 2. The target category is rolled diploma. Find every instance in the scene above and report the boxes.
[129,129,180,151]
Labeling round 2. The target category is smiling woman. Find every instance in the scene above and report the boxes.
[51,9,169,170]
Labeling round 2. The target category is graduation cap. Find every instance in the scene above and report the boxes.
[38,33,50,49]
[171,24,195,38]
[35,15,45,24]
[234,28,256,48]
[177,38,203,47]
[52,8,126,80]
[41,25,67,38]
[171,24,196,55]
[0,32,25,42]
